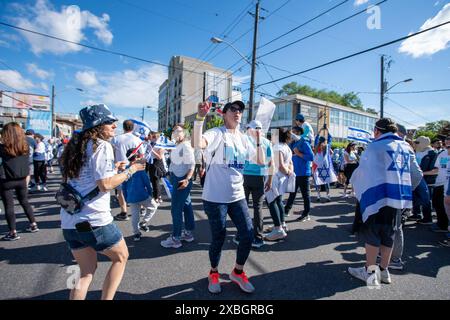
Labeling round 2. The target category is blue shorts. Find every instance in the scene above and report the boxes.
[62,223,123,252]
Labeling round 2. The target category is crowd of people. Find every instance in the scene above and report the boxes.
[0,101,448,298]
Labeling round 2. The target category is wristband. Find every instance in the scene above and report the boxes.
[196,114,206,121]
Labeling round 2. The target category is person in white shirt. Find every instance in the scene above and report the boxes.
[60,104,145,300]
[111,120,143,221]
[160,124,196,249]
[264,128,293,241]
[428,136,450,233]
[192,100,266,295]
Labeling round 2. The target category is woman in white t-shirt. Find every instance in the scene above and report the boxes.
[192,100,266,294]
[264,128,294,241]
[160,123,196,249]
[60,104,145,300]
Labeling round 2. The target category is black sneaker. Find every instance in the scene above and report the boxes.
[114,212,129,221]
[139,223,149,232]
[407,215,421,221]
[251,238,265,248]
[26,224,39,233]
[296,214,311,222]
[417,219,433,225]
[1,233,20,241]
[133,233,142,241]
[438,239,450,247]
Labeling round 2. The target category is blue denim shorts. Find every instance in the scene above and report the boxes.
[62,223,123,252]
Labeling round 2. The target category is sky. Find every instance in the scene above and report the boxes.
[0,0,449,130]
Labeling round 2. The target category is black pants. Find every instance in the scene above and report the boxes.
[193,164,202,181]
[33,160,47,185]
[432,185,448,230]
[147,163,163,199]
[285,176,311,215]
[0,178,35,231]
[244,175,265,240]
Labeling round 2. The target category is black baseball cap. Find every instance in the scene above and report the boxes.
[222,100,245,113]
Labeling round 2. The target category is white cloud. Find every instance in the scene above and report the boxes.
[399,4,450,58]
[232,75,250,86]
[11,0,113,55]
[354,0,369,6]
[0,69,36,90]
[26,63,52,79]
[75,70,98,86]
[80,65,167,109]
[40,82,49,91]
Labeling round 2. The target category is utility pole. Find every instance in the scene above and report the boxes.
[51,85,55,138]
[380,55,385,118]
[141,107,145,121]
[248,0,260,123]
[202,71,206,102]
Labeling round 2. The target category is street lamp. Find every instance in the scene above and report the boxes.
[380,78,413,118]
[141,105,156,121]
[386,78,413,93]
[51,86,84,138]
[210,37,253,66]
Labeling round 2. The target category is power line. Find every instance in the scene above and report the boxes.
[258,0,388,59]
[358,88,450,95]
[386,97,433,123]
[0,21,231,80]
[114,0,213,34]
[256,20,450,88]
[384,110,419,128]
[258,0,349,50]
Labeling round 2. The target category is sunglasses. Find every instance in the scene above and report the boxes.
[228,106,243,113]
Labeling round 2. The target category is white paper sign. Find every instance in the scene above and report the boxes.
[255,97,276,134]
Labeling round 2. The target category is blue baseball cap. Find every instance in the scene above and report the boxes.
[79,104,118,132]
[295,113,305,121]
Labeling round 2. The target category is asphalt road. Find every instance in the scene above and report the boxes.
[0,170,449,300]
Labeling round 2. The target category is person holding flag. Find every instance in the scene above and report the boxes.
[348,118,413,288]
[312,135,337,202]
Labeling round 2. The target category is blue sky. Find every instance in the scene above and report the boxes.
[0,0,449,130]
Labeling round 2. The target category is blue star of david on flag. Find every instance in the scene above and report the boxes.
[318,166,330,181]
[387,144,410,176]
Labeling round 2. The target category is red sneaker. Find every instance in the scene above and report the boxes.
[230,270,255,293]
[208,272,221,294]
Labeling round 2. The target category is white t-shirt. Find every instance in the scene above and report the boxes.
[60,139,116,229]
[435,151,449,187]
[202,127,250,203]
[169,141,195,178]
[111,132,142,164]
[344,150,358,164]
[302,121,315,142]
[273,143,292,171]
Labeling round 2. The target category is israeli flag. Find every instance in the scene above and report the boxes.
[313,145,337,185]
[347,127,372,144]
[131,119,152,140]
[350,133,413,222]
[155,133,176,150]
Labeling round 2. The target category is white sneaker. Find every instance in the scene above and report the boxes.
[36,184,42,191]
[42,186,48,192]
[264,228,287,241]
[380,269,392,284]
[160,236,182,248]
[348,265,381,288]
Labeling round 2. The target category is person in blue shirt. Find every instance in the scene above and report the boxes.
[242,120,273,249]
[284,126,314,222]
[122,149,159,241]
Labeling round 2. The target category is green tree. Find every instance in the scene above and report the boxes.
[206,115,224,130]
[277,82,364,110]
[414,129,437,141]
[365,108,378,115]
[423,120,450,134]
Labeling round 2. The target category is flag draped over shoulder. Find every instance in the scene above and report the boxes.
[350,133,413,222]
[312,145,337,185]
